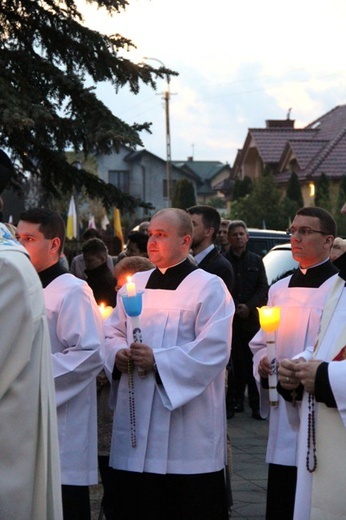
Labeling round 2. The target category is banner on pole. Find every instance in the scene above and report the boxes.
[114,208,124,250]
[66,196,77,239]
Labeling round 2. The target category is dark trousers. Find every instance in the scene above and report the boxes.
[266,463,297,520]
[62,484,91,520]
[229,341,259,411]
[109,469,229,520]
[98,455,117,519]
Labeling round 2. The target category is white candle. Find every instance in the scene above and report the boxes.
[257,306,281,407]
[126,276,137,297]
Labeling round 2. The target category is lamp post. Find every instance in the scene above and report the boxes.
[143,57,172,207]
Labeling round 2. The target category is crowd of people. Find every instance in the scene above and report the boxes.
[2,148,346,520]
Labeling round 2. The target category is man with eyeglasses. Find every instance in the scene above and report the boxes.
[250,206,338,520]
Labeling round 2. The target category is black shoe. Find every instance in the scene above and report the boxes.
[233,403,244,413]
[252,410,265,420]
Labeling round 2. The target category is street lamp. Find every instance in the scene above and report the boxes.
[143,57,172,207]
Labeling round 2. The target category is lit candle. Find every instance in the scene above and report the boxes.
[98,302,113,320]
[257,306,280,332]
[257,306,281,407]
[126,276,137,297]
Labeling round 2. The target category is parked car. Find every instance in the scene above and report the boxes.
[247,228,291,257]
[263,243,298,285]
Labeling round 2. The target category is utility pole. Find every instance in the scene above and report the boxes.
[143,57,172,206]
[164,83,171,206]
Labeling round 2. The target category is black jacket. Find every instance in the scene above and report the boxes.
[198,246,235,294]
[84,262,116,307]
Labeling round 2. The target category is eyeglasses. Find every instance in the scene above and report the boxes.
[286,227,328,237]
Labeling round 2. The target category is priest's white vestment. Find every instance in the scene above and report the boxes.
[250,271,339,466]
[43,273,104,485]
[294,276,346,520]
[104,267,234,475]
[0,224,62,519]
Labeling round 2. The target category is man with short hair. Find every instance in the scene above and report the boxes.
[225,220,268,419]
[104,208,234,520]
[217,218,231,254]
[278,268,346,519]
[17,208,104,520]
[250,206,338,520]
[125,230,149,257]
[82,237,116,307]
[70,227,114,280]
[138,220,150,234]
[187,205,234,294]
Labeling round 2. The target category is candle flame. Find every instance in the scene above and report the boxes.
[257,306,281,332]
[98,302,113,319]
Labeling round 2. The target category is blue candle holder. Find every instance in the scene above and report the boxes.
[121,291,143,317]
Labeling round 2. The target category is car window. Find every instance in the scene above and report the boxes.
[248,234,290,257]
[263,246,298,285]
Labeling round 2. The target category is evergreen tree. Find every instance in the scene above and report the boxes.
[315,173,331,211]
[279,172,304,227]
[0,0,176,210]
[231,173,285,229]
[232,176,253,200]
[171,178,196,209]
[286,172,304,207]
[335,175,346,236]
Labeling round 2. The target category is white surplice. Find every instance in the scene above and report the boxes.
[250,272,339,467]
[0,225,62,519]
[44,274,104,485]
[294,277,346,520]
[104,268,234,474]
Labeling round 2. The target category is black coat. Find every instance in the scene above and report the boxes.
[225,247,269,341]
[84,262,116,307]
[198,246,235,294]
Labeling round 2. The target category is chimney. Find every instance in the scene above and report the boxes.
[265,119,295,129]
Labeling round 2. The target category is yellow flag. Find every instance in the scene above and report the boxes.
[66,196,77,239]
[114,208,124,250]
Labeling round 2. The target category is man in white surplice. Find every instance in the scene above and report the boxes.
[279,272,346,520]
[250,207,338,520]
[16,208,104,520]
[104,208,234,520]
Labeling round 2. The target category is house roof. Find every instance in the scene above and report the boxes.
[124,148,197,181]
[305,104,346,139]
[235,104,346,185]
[172,160,230,181]
[308,128,346,180]
[247,128,317,163]
[172,159,232,196]
[279,139,328,171]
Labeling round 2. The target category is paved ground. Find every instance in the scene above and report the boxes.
[229,407,268,519]
[90,404,269,519]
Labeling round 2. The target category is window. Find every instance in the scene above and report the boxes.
[109,170,129,193]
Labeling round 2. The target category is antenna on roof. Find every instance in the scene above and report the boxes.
[287,108,292,120]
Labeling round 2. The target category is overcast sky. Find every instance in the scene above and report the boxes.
[77,0,346,165]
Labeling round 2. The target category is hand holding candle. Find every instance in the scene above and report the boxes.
[257,306,281,406]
